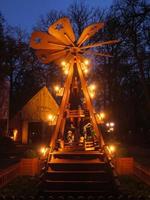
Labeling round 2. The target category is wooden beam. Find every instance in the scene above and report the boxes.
[49,60,74,150]
[76,61,105,147]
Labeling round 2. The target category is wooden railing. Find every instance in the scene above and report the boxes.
[0,163,20,188]
[69,109,85,118]
[0,158,42,188]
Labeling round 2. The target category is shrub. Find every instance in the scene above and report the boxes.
[0,136,16,155]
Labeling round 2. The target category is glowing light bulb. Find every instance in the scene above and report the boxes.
[48,114,53,121]
[110,122,115,127]
[99,112,105,119]
[110,127,114,131]
[61,61,66,66]
[13,129,18,141]
[108,145,116,153]
[84,68,88,74]
[64,69,69,75]
[40,147,47,156]
[84,59,89,65]
[106,123,110,127]
[54,85,60,92]
[89,84,96,91]
[90,92,95,98]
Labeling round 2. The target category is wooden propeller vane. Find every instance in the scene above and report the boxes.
[30,17,118,64]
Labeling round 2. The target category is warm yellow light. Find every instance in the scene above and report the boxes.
[61,61,66,66]
[56,87,64,96]
[84,59,89,65]
[62,63,69,75]
[110,122,115,127]
[84,68,88,74]
[108,145,116,153]
[106,123,110,127]
[13,129,18,141]
[89,84,96,91]
[48,114,54,121]
[54,85,60,92]
[64,69,69,75]
[99,112,105,119]
[10,136,14,140]
[89,92,95,98]
[88,84,96,99]
[110,127,114,131]
[40,147,47,156]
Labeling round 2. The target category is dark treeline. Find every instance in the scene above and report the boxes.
[0,0,150,145]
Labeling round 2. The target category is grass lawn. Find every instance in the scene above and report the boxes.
[120,175,150,198]
[0,175,150,198]
[0,176,40,197]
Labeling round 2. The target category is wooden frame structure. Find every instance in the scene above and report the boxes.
[30,17,118,151]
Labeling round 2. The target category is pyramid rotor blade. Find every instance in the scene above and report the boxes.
[81,40,119,50]
[30,31,67,50]
[77,23,104,46]
[36,49,69,64]
[48,17,76,45]
[85,51,113,57]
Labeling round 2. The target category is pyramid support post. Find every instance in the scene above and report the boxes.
[59,87,71,139]
[77,61,105,147]
[49,60,74,151]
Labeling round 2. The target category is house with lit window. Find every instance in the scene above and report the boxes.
[10,86,59,144]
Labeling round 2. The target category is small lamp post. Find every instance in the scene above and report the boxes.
[106,122,115,133]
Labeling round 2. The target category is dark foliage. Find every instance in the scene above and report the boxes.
[0,135,16,153]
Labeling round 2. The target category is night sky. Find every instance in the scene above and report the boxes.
[0,0,113,32]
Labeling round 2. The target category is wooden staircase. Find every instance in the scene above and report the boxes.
[85,140,95,151]
[41,149,119,197]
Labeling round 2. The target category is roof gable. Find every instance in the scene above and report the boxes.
[20,86,59,123]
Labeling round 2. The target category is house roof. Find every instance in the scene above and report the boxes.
[16,86,59,124]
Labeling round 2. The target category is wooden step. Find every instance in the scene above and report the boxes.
[50,151,104,156]
[48,161,107,171]
[85,141,94,144]
[43,180,115,191]
[45,170,110,181]
[85,147,95,151]
[50,151,104,160]
[42,189,118,196]
[42,150,119,195]
[85,144,94,147]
